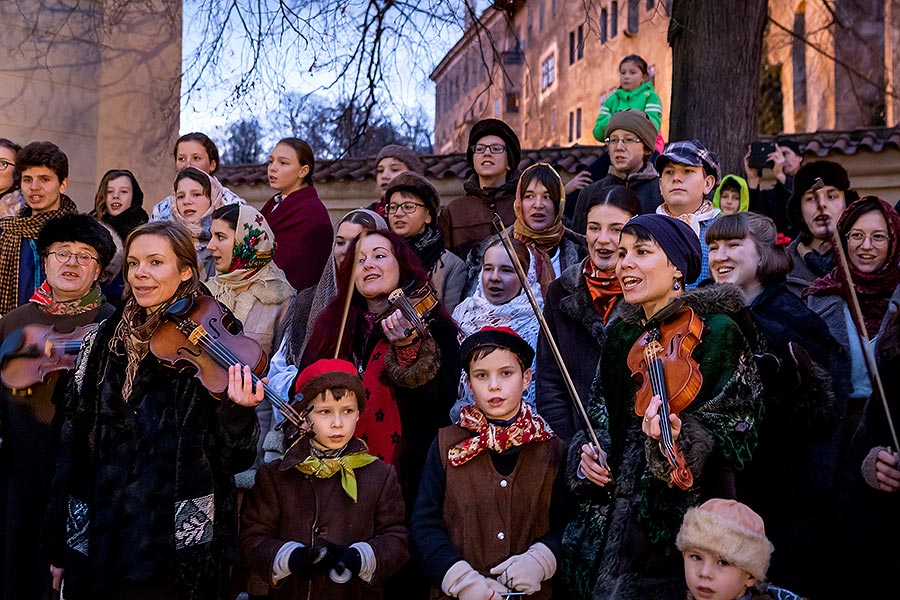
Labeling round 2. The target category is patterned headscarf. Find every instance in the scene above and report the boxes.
[204,205,294,323]
[512,163,567,295]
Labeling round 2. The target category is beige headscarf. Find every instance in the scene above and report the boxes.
[205,204,295,323]
[512,163,567,295]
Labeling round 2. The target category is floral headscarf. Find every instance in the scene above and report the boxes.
[512,163,567,295]
[205,205,295,322]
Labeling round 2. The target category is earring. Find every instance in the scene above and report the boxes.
[673,281,681,291]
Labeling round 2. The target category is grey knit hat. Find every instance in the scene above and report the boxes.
[605,109,658,152]
[376,145,424,175]
[384,171,440,223]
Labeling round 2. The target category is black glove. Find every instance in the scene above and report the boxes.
[313,541,346,572]
[288,545,327,578]
[334,546,362,578]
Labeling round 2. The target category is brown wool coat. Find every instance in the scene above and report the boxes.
[435,426,566,600]
[240,438,409,600]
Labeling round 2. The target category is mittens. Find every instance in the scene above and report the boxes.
[489,542,557,594]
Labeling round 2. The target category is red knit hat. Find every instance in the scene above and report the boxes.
[293,359,365,411]
[459,326,535,373]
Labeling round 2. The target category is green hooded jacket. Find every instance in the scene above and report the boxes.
[712,174,750,214]
[592,81,663,142]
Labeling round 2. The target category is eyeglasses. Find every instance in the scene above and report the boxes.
[604,136,642,146]
[386,201,426,215]
[47,250,100,266]
[847,230,890,247]
[472,143,507,154]
[0,160,14,171]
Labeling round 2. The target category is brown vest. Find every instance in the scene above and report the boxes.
[436,425,565,600]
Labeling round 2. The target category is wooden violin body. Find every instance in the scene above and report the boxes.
[0,323,95,391]
[626,303,704,490]
[378,282,440,336]
[150,295,305,431]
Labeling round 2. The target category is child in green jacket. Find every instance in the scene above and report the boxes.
[593,54,663,146]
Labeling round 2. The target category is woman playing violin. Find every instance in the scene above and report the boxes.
[0,214,116,600]
[44,221,259,600]
[574,214,762,599]
[300,229,459,597]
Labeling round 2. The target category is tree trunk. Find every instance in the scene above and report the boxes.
[668,0,768,176]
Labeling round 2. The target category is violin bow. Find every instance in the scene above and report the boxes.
[333,231,366,360]
[492,214,610,470]
[818,180,900,453]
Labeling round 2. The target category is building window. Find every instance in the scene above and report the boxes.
[647,0,655,9]
[551,107,557,132]
[600,9,608,43]
[577,25,584,59]
[539,1,545,30]
[569,32,575,65]
[576,108,582,139]
[568,111,574,143]
[494,98,500,117]
[628,0,640,35]
[541,55,556,90]
[552,0,558,14]
[611,2,619,38]
[506,92,520,113]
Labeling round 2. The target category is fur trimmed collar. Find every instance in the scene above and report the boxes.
[618,282,746,325]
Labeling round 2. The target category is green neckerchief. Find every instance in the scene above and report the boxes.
[295,447,378,502]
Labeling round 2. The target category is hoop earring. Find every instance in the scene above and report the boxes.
[673,281,681,291]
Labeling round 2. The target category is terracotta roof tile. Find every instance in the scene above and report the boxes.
[760,125,900,157]
[217,144,609,188]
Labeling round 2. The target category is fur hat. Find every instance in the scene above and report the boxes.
[676,499,774,581]
[460,326,535,373]
[605,109,658,152]
[787,160,858,239]
[376,145,424,175]
[384,171,441,223]
[293,359,366,412]
[37,213,117,273]
[466,118,522,175]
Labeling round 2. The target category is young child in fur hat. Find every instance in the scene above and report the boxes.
[239,359,409,599]
[677,499,800,600]
[412,326,568,599]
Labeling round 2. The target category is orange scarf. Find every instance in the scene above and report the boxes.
[512,164,567,295]
[583,258,621,325]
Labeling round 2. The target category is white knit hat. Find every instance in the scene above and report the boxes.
[676,498,774,580]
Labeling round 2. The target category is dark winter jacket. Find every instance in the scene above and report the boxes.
[537,261,623,441]
[240,437,409,599]
[562,284,763,600]
[438,174,518,259]
[748,178,795,237]
[572,163,663,233]
[462,225,587,298]
[0,302,114,600]
[42,305,259,599]
[784,239,834,297]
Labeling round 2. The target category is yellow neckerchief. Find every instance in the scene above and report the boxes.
[295,445,378,502]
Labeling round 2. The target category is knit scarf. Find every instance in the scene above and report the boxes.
[295,443,378,502]
[357,335,404,465]
[205,205,294,323]
[112,279,200,401]
[805,198,900,337]
[513,169,567,295]
[101,204,149,244]
[582,258,622,325]
[657,200,720,237]
[408,225,445,274]
[30,280,105,315]
[448,402,555,467]
[0,195,78,314]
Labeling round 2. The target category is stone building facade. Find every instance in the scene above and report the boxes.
[432,0,900,154]
[0,0,182,209]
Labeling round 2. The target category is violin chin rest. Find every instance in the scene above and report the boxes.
[165,296,194,317]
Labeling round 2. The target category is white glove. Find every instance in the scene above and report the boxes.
[489,542,556,594]
[442,560,510,599]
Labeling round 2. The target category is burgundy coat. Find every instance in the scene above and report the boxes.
[240,437,409,599]
[260,186,333,292]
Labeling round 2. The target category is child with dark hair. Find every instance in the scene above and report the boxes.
[239,359,409,599]
[413,327,567,600]
[0,141,78,314]
[592,54,663,148]
[712,175,749,216]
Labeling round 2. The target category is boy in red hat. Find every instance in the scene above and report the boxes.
[239,359,409,599]
[412,327,567,599]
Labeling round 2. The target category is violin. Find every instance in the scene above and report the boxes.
[0,323,95,392]
[626,300,704,490]
[149,294,305,431]
[378,283,441,337]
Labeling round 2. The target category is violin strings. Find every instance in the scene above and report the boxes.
[181,320,304,427]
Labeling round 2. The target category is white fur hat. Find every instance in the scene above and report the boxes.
[676,498,774,580]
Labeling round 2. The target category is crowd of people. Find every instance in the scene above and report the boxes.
[1,51,898,600]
